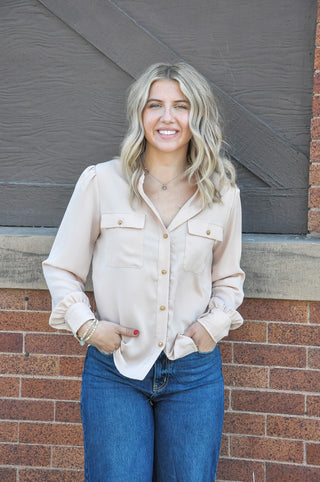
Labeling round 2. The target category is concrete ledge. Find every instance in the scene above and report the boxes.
[0,227,319,300]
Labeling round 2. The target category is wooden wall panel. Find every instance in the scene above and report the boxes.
[0,0,316,232]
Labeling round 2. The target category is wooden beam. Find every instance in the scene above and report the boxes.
[37,0,308,189]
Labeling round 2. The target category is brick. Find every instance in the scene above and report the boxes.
[226,321,267,343]
[59,356,85,377]
[0,289,26,310]
[310,302,320,323]
[309,187,320,208]
[309,348,320,369]
[0,399,54,421]
[219,434,228,456]
[231,435,303,463]
[232,390,305,415]
[234,343,306,368]
[239,298,308,323]
[309,210,320,232]
[52,446,84,469]
[19,422,83,446]
[267,415,320,441]
[268,323,320,346]
[267,462,320,481]
[223,365,268,388]
[0,332,23,353]
[0,468,16,482]
[0,421,18,442]
[310,164,320,185]
[313,94,320,115]
[19,468,83,482]
[0,354,59,376]
[224,411,265,436]
[310,142,320,162]
[307,443,320,466]
[0,443,50,466]
[25,290,52,311]
[219,341,232,363]
[21,378,81,401]
[0,311,52,332]
[25,333,85,356]
[217,458,264,482]
[307,395,320,417]
[55,401,81,423]
[0,376,20,397]
[316,23,320,47]
[224,389,230,411]
[270,368,320,393]
[314,73,320,96]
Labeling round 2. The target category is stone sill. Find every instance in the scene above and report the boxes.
[0,227,319,301]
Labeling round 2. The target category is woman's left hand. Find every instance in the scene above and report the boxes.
[184,322,216,353]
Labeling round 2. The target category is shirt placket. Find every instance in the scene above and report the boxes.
[155,227,171,348]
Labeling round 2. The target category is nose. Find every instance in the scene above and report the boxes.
[160,106,174,122]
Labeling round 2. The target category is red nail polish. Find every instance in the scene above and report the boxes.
[134,330,139,336]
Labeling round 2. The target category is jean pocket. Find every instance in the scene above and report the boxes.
[196,345,217,356]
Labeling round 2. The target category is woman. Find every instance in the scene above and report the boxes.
[43,62,245,481]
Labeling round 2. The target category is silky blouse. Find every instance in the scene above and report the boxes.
[43,159,245,380]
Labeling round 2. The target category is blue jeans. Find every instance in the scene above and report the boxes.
[81,345,224,481]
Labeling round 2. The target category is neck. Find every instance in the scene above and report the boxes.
[144,147,188,182]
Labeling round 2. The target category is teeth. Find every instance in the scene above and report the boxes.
[159,130,176,135]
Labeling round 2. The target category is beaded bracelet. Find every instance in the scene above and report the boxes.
[78,318,99,346]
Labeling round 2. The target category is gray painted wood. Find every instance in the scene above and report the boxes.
[1,228,319,300]
[37,0,309,189]
[0,0,316,233]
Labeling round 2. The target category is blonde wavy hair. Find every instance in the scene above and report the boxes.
[120,62,235,206]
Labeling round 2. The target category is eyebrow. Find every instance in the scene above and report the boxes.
[146,98,190,104]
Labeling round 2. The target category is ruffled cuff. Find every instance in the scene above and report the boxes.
[48,291,95,336]
[197,299,243,343]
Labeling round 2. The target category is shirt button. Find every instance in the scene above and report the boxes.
[163,233,168,239]
[118,220,123,225]
[160,305,166,311]
[161,269,167,275]
[206,230,211,235]
[158,342,163,347]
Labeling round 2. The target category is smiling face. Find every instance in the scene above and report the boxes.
[142,80,192,161]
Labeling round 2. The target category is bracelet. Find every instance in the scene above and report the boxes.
[78,318,98,346]
[83,318,99,344]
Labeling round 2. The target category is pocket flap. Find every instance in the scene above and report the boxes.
[101,213,146,229]
[187,219,223,241]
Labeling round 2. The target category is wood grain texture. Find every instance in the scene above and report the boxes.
[0,0,316,232]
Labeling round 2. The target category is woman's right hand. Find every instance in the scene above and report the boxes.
[77,320,139,353]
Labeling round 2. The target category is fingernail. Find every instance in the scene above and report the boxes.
[134,330,139,336]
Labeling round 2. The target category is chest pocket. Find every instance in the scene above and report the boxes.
[184,219,223,274]
[100,213,146,268]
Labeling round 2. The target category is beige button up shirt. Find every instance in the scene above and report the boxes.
[43,160,245,380]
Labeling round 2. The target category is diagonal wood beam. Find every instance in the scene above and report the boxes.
[37,0,308,189]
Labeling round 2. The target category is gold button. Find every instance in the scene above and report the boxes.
[158,342,163,347]
[163,233,168,239]
[118,220,123,225]
[206,230,211,235]
[161,269,167,275]
[160,305,166,311]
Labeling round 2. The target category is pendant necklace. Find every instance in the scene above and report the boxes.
[143,164,185,191]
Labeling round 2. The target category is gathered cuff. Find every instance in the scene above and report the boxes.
[48,291,95,336]
[197,299,243,343]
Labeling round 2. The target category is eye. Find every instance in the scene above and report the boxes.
[174,104,188,110]
[148,103,162,109]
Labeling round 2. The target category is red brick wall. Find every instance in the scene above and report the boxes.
[309,1,320,234]
[1,289,320,481]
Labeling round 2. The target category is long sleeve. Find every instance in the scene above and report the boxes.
[42,165,100,335]
[197,187,245,343]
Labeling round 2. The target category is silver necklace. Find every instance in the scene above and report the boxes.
[143,164,185,191]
